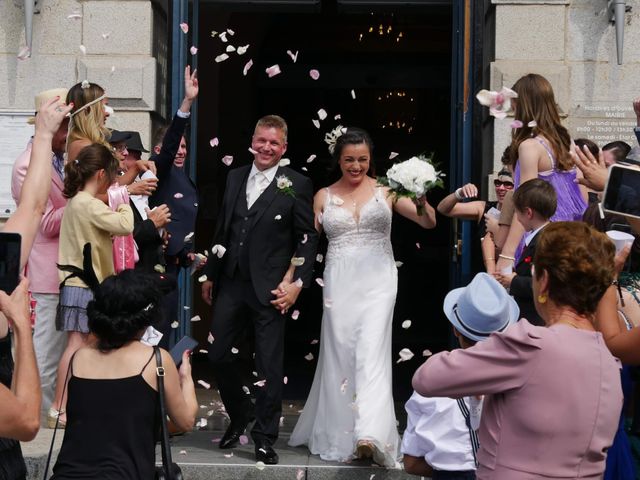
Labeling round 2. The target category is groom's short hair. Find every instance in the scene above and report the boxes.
[255,115,288,142]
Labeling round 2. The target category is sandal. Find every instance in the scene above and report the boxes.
[47,408,66,429]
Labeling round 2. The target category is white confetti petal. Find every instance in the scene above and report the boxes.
[239,434,249,445]
[396,348,414,363]
[315,278,324,287]
[275,214,282,220]
[324,299,333,308]
[243,59,253,76]
[198,349,208,354]
[174,192,184,199]
[226,28,235,36]
[340,378,348,394]
[248,147,258,154]
[304,353,314,361]
[242,386,250,394]
[301,167,308,172]
[351,89,356,99]
[221,155,233,166]
[332,196,344,206]
[211,30,218,37]
[198,274,208,283]
[219,32,228,42]
[280,416,285,427]
[389,152,399,159]
[291,310,300,320]
[224,452,234,458]
[283,376,288,384]
[334,114,341,120]
[196,418,208,428]
[402,320,412,329]
[231,347,239,354]
[67,12,82,19]
[190,46,198,55]
[306,154,316,163]
[416,242,421,249]
[252,371,258,377]
[180,22,189,34]
[291,257,305,267]
[183,306,190,310]
[317,109,327,121]
[255,461,265,470]
[297,468,305,480]
[17,46,31,60]
[197,380,211,389]
[101,32,111,39]
[422,349,433,357]
[237,45,249,55]
[311,339,319,344]
[180,449,187,455]
[171,321,179,329]
[395,261,403,268]
[266,64,281,78]
[154,264,165,273]
[316,254,324,263]
[190,315,201,322]
[184,232,194,242]
[279,158,291,167]
[210,137,219,147]
[309,69,320,80]
[79,44,87,55]
[312,119,320,129]
[528,120,537,128]
[253,379,266,387]
[287,50,299,63]
[302,234,308,244]
[226,45,236,53]
[211,244,227,258]
[215,53,229,63]
[294,278,303,288]
[207,332,215,344]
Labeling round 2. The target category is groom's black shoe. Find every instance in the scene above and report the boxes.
[255,442,279,465]
[219,423,247,450]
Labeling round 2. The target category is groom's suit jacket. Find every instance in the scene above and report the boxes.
[204,164,318,306]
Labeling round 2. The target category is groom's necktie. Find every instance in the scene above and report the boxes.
[247,172,269,208]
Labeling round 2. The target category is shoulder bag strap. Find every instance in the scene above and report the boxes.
[456,397,480,468]
[155,346,174,479]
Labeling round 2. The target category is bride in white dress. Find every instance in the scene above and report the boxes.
[288,128,436,467]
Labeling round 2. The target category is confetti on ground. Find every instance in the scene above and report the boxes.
[224,452,234,459]
[215,53,229,63]
[287,50,299,62]
[198,274,208,283]
[79,45,87,55]
[397,348,414,363]
[311,339,319,344]
[351,89,356,99]
[317,109,327,121]
[297,468,305,480]
[226,45,236,53]
[212,437,221,442]
[210,137,219,147]
[231,347,239,354]
[190,315,201,322]
[196,418,208,428]
[102,32,111,39]
[340,378,348,394]
[266,64,281,78]
[253,380,266,387]
[316,254,324,263]
[402,320,412,329]
[221,155,233,166]
[306,154,316,163]
[315,278,324,287]
[237,45,249,55]
[111,66,116,73]
[291,310,300,320]
[291,257,305,266]
[190,46,198,55]
[422,349,433,357]
[389,152,399,159]
[312,119,320,129]
[171,321,179,329]
[239,435,249,445]
[67,12,82,19]
[279,158,291,166]
[207,332,215,344]
[255,461,265,470]
[304,353,314,361]
[280,416,285,427]
[309,69,320,80]
[212,244,227,258]
[17,46,30,60]
[197,380,211,389]
[370,475,375,480]
[243,59,253,76]
[180,449,187,455]
[180,22,189,34]
[275,214,282,220]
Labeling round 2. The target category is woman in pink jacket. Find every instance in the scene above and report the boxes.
[412,222,622,479]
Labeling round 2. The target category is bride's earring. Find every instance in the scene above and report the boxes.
[537,294,547,304]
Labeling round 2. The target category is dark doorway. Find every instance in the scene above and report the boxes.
[192,2,453,402]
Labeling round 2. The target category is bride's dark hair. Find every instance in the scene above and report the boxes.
[330,127,376,180]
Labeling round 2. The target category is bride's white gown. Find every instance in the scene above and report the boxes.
[289,187,400,468]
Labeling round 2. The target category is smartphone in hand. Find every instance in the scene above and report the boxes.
[169,335,199,367]
[0,233,21,294]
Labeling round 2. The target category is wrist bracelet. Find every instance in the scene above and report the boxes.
[454,188,464,201]
[498,254,516,262]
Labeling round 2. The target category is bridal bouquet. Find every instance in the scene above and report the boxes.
[378,154,444,215]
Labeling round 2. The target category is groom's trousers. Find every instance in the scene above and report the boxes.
[208,272,285,445]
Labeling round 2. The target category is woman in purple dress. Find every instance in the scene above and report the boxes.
[496,73,587,272]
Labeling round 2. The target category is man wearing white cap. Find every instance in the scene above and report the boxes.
[10,88,70,423]
[401,273,519,479]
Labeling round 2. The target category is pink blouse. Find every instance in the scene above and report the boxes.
[412,320,622,479]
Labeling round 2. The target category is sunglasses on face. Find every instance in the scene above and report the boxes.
[494,179,514,189]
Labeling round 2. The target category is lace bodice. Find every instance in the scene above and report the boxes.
[321,187,393,266]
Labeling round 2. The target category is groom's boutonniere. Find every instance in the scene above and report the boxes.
[276,174,295,197]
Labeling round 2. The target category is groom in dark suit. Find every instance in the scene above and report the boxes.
[201,115,318,464]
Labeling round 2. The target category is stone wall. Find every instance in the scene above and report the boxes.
[491,0,640,172]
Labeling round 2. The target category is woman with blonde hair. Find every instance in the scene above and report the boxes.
[495,73,587,271]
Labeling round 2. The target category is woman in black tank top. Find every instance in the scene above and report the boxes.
[51,270,198,479]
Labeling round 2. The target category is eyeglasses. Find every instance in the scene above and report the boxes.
[112,144,128,153]
[494,179,514,189]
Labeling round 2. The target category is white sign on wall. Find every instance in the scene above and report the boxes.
[0,112,34,218]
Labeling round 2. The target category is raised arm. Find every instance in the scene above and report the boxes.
[437,183,485,222]
[391,189,436,229]
[159,349,197,432]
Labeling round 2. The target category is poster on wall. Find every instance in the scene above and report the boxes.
[0,112,33,218]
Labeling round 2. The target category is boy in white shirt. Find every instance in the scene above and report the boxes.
[402,273,519,479]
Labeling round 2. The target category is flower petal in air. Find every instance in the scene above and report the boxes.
[302,234,308,244]
[171,321,179,329]
[242,386,250,394]
[389,152,399,159]
[198,349,208,354]
[287,50,299,63]
[402,320,412,329]
[227,28,235,36]
[207,332,215,344]
[315,278,324,287]
[226,45,236,53]
[510,120,523,129]
[197,379,211,389]
[253,379,266,387]
[274,214,282,220]
[396,348,414,363]
[266,64,281,78]
[17,46,31,60]
[395,261,403,268]
[340,378,348,394]
[351,89,356,99]
[180,22,189,34]
[221,155,233,166]
[183,232,194,242]
[196,418,208,428]
[154,264,165,273]
[198,274,208,283]
[219,32,228,43]
[306,155,317,164]
[248,147,257,154]
[283,376,288,384]
[212,244,227,258]
[311,339,319,344]
[316,254,324,263]
[180,449,187,455]
[422,349,433,357]
[174,192,184,199]
[190,46,198,55]
[528,120,537,128]
[309,69,320,80]
[332,196,344,206]
[312,119,320,129]
[237,45,249,55]
[291,310,300,320]
[475,89,496,107]
[239,435,249,445]
[231,347,239,354]
[243,59,253,76]
[209,137,219,147]
[291,257,305,267]
[215,53,229,63]
[190,315,201,322]
[304,353,314,361]
[334,114,341,120]
[294,278,304,288]
[279,158,291,167]
[317,109,327,121]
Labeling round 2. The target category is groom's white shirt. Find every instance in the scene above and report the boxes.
[246,162,279,207]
